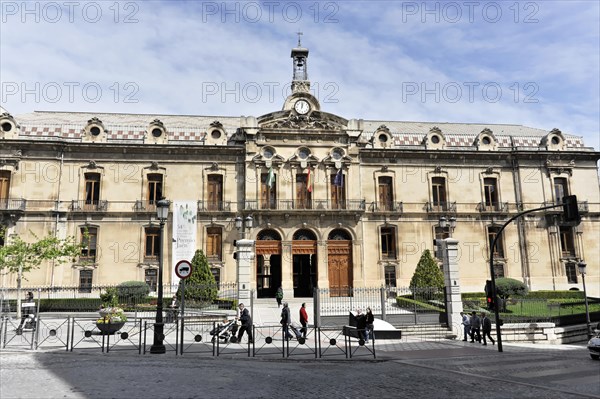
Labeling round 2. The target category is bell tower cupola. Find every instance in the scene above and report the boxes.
[291,32,310,93]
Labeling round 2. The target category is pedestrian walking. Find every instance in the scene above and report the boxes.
[470,311,481,343]
[299,302,308,338]
[460,312,471,341]
[280,302,293,339]
[275,286,283,308]
[236,303,253,343]
[365,307,375,343]
[481,312,495,345]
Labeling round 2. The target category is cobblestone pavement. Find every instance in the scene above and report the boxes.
[1,340,599,399]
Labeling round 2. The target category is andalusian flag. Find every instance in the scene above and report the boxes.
[266,167,275,188]
[307,168,313,192]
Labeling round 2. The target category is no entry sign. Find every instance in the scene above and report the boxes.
[175,260,193,279]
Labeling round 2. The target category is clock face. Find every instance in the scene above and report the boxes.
[294,100,310,115]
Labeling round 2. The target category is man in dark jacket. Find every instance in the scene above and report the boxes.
[280,302,293,339]
[481,312,495,345]
[470,311,481,343]
[236,303,253,343]
[355,308,367,341]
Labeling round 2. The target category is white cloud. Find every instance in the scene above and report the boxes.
[0,1,597,149]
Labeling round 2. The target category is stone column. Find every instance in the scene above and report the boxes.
[236,239,255,301]
[441,238,463,332]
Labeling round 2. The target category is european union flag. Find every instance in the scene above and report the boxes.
[333,169,343,187]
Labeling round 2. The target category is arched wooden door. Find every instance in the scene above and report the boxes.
[255,229,282,298]
[327,229,353,297]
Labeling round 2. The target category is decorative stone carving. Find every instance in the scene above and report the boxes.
[262,114,342,131]
[210,121,223,128]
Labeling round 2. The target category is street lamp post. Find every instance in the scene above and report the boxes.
[235,215,253,239]
[150,198,170,354]
[578,261,592,340]
[439,216,457,236]
[234,215,253,301]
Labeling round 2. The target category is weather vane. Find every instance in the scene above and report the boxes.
[297,31,303,47]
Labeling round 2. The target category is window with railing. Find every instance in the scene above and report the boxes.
[145,227,160,260]
[565,262,578,284]
[84,173,101,208]
[378,176,393,211]
[147,174,163,207]
[145,269,157,292]
[261,172,277,209]
[0,170,10,204]
[80,227,98,263]
[380,227,396,259]
[559,227,576,257]
[483,177,499,210]
[431,177,447,211]
[295,173,312,209]
[206,227,222,261]
[79,270,93,293]
[554,177,569,205]
[330,171,346,209]
[207,174,223,211]
[487,226,505,258]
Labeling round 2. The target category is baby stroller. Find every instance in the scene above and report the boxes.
[289,322,303,340]
[210,319,238,343]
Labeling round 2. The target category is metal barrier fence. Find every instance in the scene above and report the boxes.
[0,315,375,359]
[316,286,445,326]
[0,283,238,315]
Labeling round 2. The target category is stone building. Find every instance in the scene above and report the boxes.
[1,44,599,298]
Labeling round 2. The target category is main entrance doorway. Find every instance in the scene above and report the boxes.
[255,229,282,298]
[292,229,318,297]
[327,229,353,297]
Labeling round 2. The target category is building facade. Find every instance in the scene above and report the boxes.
[1,44,599,298]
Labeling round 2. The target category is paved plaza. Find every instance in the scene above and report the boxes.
[1,298,599,398]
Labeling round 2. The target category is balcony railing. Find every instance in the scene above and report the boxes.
[197,200,232,212]
[244,199,366,211]
[477,201,509,213]
[0,198,26,211]
[425,201,456,213]
[370,201,403,213]
[70,200,108,212]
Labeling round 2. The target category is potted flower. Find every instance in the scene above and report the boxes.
[97,288,127,334]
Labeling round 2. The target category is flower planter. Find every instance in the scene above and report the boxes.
[96,321,125,335]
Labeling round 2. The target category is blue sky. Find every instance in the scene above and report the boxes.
[1,0,599,150]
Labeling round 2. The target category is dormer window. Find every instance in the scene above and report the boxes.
[431,135,440,144]
[152,128,163,138]
[482,136,491,145]
[211,130,222,139]
[1,122,12,132]
[378,134,388,143]
[551,136,561,145]
[90,126,101,136]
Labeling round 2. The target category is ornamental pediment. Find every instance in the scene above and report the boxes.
[258,111,347,131]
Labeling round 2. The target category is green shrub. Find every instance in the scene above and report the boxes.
[117,281,150,304]
[409,250,444,293]
[177,250,217,305]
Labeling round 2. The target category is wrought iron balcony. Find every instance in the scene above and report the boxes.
[70,200,108,212]
[244,199,366,211]
[197,200,232,212]
[477,202,509,213]
[0,198,26,211]
[370,201,404,213]
[425,201,456,213]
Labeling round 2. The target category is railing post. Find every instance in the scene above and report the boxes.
[314,288,320,328]
[380,286,386,321]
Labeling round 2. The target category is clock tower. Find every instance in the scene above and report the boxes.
[291,32,310,94]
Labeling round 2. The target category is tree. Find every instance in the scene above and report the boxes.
[409,250,445,298]
[0,228,82,317]
[177,250,217,306]
[495,277,528,312]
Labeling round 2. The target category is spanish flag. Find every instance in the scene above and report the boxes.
[307,168,313,192]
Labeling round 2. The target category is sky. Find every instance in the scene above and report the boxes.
[1,0,599,150]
